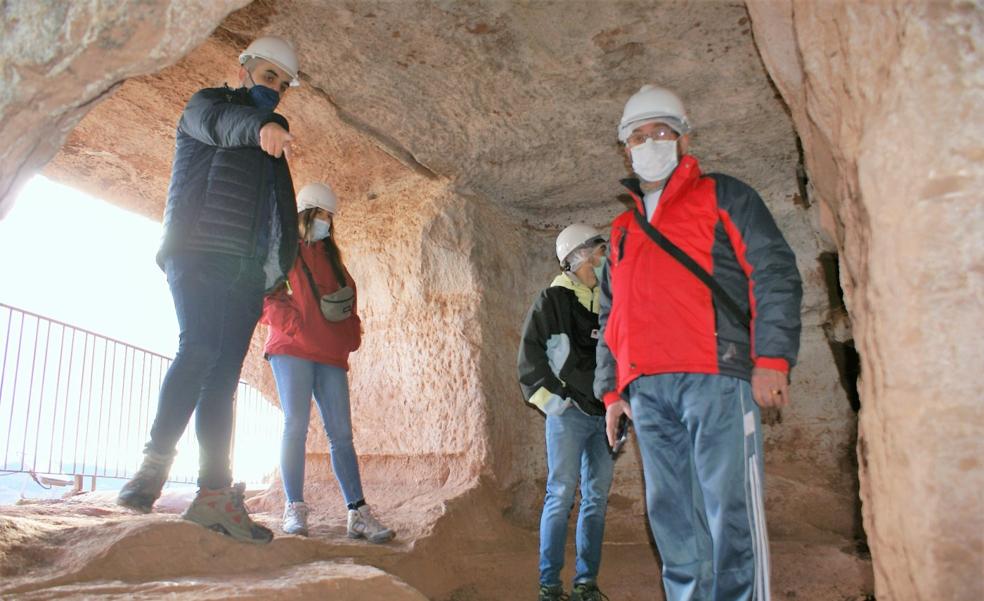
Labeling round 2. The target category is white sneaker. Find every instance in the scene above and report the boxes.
[282,501,309,536]
[347,505,394,543]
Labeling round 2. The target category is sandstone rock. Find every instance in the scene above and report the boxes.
[747,1,984,599]
[11,562,429,601]
[13,1,972,599]
[1,487,872,601]
[0,0,250,218]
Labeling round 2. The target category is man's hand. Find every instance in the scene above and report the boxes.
[259,122,294,159]
[751,366,791,408]
[606,400,633,447]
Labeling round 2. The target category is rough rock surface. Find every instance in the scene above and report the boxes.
[0,491,873,600]
[10,563,429,601]
[0,494,427,600]
[12,0,982,598]
[747,1,984,599]
[0,0,250,218]
[42,0,859,545]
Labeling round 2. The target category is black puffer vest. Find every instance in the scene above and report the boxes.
[157,86,298,290]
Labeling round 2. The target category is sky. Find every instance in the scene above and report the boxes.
[0,177,280,496]
[0,176,178,355]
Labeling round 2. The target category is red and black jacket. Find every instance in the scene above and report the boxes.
[594,155,802,406]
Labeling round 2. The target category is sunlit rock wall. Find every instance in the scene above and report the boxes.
[0,0,249,218]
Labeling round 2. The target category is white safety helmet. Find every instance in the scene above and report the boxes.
[239,36,300,87]
[617,85,690,143]
[296,183,337,214]
[556,224,605,267]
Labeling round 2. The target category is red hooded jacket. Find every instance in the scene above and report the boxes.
[261,240,361,370]
[594,155,803,407]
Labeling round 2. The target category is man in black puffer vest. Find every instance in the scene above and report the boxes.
[118,36,302,544]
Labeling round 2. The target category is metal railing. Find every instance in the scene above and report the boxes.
[0,302,281,488]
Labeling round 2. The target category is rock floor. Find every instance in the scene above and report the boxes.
[0,490,874,600]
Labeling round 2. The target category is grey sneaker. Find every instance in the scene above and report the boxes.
[282,501,309,536]
[538,584,568,601]
[117,449,174,513]
[570,582,608,601]
[182,483,273,544]
[347,505,394,543]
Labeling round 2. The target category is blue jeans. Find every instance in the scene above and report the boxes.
[147,252,265,489]
[629,373,769,601]
[269,354,364,507]
[539,407,615,587]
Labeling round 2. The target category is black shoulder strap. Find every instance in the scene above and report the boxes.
[632,209,750,330]
[324,245,348,288]
[297,252,322,303]
[297,243,349,303]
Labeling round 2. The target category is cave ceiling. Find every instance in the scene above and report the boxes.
[45,0,799,230]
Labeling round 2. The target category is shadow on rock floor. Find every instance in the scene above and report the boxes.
[0,490,874,600]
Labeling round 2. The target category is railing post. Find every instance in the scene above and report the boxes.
[230,388,238,478]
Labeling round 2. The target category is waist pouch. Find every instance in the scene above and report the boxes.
[299,246,354,322]
[319,286,355,322]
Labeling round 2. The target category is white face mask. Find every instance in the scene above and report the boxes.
[309,219,331,241]
[630,139,678,183]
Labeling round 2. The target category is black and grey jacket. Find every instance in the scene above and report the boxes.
[518,273,605,417]
[157,86,299,291]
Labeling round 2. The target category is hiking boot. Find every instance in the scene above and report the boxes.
[347,505,394,543]
[182,482,273,544]
[117,449,174,513]
[570,582,608,601]
[538,583,568,601]
[282,501,309,536]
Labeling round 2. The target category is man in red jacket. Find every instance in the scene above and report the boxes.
[595,85,803,600]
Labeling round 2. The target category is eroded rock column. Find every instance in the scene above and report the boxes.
[747,2,984,599]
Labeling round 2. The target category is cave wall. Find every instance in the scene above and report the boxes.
[747,1,984,599]
[5,2,979,598]
[4,0,861,548]
[0,0,250,219]
[342,178,489,481]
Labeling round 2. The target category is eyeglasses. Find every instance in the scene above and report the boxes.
[586,239,607,255]
[570,239,607,258]
[626,126,679,147]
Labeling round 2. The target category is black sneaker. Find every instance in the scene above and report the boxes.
[117,449,174,513]
[570,582,609,601]
[538,584,568,601]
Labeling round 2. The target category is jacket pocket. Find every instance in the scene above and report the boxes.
[348,316,362,352]
[717,336,752,372]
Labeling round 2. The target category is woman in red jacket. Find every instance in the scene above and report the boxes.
[261,182,394,542]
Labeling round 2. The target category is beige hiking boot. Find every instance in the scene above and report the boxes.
[182,482,273,544]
